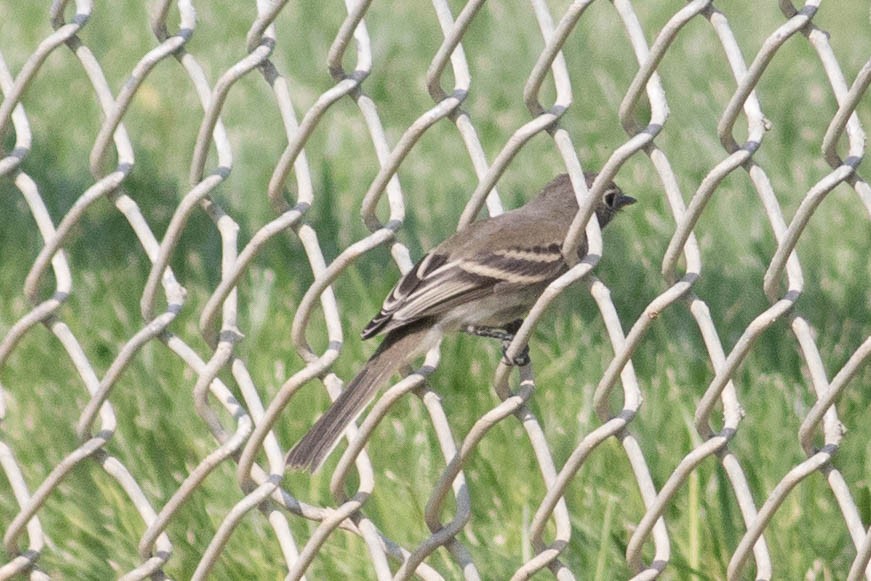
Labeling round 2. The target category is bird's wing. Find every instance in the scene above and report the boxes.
[361,242,567,339]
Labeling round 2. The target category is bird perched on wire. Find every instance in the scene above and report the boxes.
[286,173,635,472]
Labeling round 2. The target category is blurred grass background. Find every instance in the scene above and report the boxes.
[1,1,870,579]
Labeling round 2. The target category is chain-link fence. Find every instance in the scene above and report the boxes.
[2,0,871,579]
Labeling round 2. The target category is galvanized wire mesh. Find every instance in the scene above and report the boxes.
[1,0,870,579]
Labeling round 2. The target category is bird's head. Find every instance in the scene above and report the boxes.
[593,178,636,228]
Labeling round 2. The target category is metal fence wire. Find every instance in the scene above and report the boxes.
[2,0,871,579]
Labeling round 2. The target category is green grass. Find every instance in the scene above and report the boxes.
[2,1,871,579]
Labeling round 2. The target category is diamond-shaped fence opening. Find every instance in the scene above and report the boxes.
[1,1,870,579]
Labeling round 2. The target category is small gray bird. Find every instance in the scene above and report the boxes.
[286,173,635,472]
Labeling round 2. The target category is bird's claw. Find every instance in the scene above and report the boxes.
[466,320,531,367]
[502,342,530,366]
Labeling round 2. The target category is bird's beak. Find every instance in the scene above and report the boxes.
[618,194,637,208]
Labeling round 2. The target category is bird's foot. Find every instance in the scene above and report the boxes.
[464,319,530,366]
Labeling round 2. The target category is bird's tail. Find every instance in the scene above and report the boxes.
[285,320,437,472]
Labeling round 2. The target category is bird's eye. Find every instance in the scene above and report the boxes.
[604,191,617,207]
